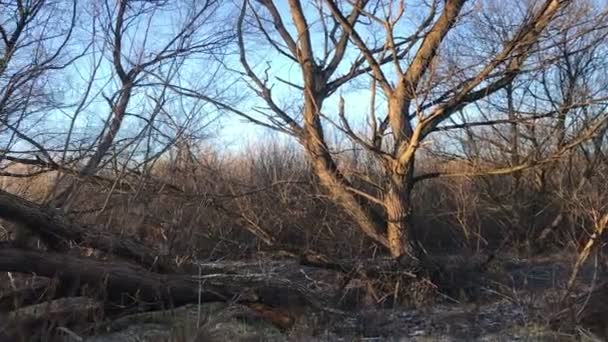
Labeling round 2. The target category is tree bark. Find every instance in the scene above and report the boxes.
[384,170,415,258]
[300,94,390,250]
[308,153,389,249]
[384,84,418,258]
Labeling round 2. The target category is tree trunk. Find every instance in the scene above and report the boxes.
[300,95,389,250]
[384,163,415,258]
[0,188,174,273]
[0,247,335,316]
[384,85,418,258]
[83,84,134,177]
[308,153,389,249]
[50,84,134,210]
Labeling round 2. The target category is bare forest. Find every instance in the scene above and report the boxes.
[2,0,608,340]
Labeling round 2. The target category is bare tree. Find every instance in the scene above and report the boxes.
[0,0,79,174]
[46,0,232,210]
[0,0,234,250]
[449,1,608,250]
[175,0,608,258]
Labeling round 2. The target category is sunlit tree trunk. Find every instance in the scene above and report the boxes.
[300,94,389,249]
[384,163,415,257]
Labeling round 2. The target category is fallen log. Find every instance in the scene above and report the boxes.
[7,296,103,325]
[0,189,174,273]
[1,297,103,342]
[0,247,340,316]
[0,277,53,311]
[284,249,494,289]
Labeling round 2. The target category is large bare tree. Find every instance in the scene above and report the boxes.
[176,0,608,258]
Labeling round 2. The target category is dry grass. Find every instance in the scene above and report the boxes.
[1,140,605,264]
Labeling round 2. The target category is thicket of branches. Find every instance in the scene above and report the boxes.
[1,0,608,339]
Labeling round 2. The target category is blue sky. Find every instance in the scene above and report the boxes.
[6,0,581,163]
[1,0,486,161]
[3,0,422,157]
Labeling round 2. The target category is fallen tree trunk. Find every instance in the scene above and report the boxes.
[0,188,443,280]
[7,296,103,327]
[0,277,53,311]
[1,297,103,342]
[0,247,338,315]
[0,189,174,273]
